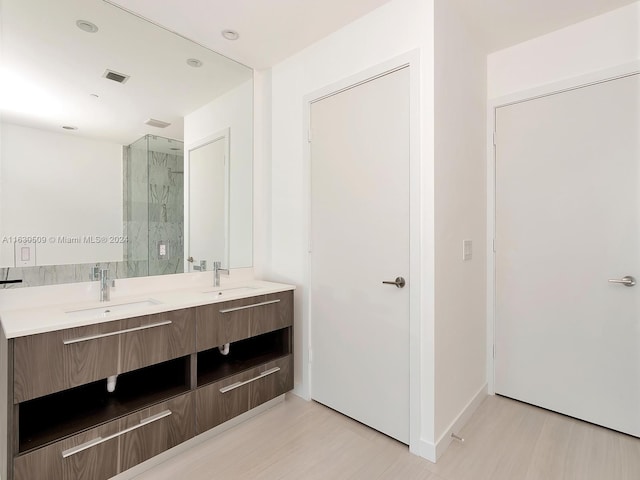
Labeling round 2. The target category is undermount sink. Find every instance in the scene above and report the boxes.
[201,286,260,296]
[65,299,162,318]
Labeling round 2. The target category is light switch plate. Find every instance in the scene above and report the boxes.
[15,242,36,267]
[463,239,472,261]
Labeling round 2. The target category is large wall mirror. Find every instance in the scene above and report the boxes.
[0,0,253,288]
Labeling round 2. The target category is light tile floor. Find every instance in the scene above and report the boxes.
[131,393,640,480]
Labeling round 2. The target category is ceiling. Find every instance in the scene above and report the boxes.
[449,0,638,53]
[110,0,637,67]
[1,0,634,144]
[0,0,251,144]
[107,0,393,69]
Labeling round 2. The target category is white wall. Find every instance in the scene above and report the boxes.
[488,2,640,98]
[252,69,272,279]
[267,0,438,458]
[184,80,253,268]
[0,123,123,266]
[433,0,487,454]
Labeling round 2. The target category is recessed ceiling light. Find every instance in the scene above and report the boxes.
[186,58,203,68]
[221,30,239,41]
[76,20,98,33]
[62,125,78,130]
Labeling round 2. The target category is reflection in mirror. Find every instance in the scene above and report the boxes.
[187,131,229,274]
[0,0,253,288]
[124,135,184,278]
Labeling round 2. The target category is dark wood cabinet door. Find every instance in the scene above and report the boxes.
[62,323,120,391]
[120,309,196,373]
[248,291,294,337]
[195,366,260,432]
[196,291,294,352]
[14,321,121,403]
[14,331,64,403]
[119,393,195,472]
[196,299,252,351]
[249,356,293,410]
[14,420,119,480]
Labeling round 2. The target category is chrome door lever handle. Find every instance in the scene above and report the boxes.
[608,276,636,287]
[382,277,406,288]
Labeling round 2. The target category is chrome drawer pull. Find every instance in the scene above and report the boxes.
[219,367,281,394]
[61,409,172,458]
[219,299,280,314]
[63,320,172,345]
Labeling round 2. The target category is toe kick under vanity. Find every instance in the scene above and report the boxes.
[0,281,294,480]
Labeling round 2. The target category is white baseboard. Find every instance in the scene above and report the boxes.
[434,383,488,461]
[417,439,437,463]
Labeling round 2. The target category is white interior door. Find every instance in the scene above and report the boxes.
[495,74,640,437]
[188,134,228,272]
[310,67,410,443]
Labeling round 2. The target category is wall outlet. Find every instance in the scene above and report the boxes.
[158,241,167,259]
[463,239,472,261]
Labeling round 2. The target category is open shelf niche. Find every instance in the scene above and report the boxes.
[18,355,191,454]
[197,327,291,387]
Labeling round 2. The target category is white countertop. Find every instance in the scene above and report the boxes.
[0,279,295,339]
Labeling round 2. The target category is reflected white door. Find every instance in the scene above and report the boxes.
[310,67,410,443]
[188,134,228,272]
[495,74,640,436]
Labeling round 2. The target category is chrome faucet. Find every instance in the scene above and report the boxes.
[100,268,110,302]
[213,261,229,287]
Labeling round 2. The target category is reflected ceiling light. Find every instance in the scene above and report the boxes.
[221,30,239,41]
[76,20,99,33]
[186,58,203,68]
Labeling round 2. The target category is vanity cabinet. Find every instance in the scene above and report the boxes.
[4,287,294,480]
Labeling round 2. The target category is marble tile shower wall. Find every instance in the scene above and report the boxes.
[147,150,184,276]
[124,141,151,278]
[124,145,184,278]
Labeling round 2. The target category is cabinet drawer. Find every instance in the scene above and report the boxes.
[119,392,195,471]
[14,322,121,403]
[14,308,196,403]
[248,291,293,337]
[14,420,120,480]
[120,309,195,373]
[249,355,293,409]
[196,355,292,432]
[14,392,194,480]
[196,291,293,352]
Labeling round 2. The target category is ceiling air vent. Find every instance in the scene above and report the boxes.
[102,69,130,84]
[144,118,171,128]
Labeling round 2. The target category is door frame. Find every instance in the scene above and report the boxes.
[303,50,424,455]
[184,128,230,273]
[486,61,640,394]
